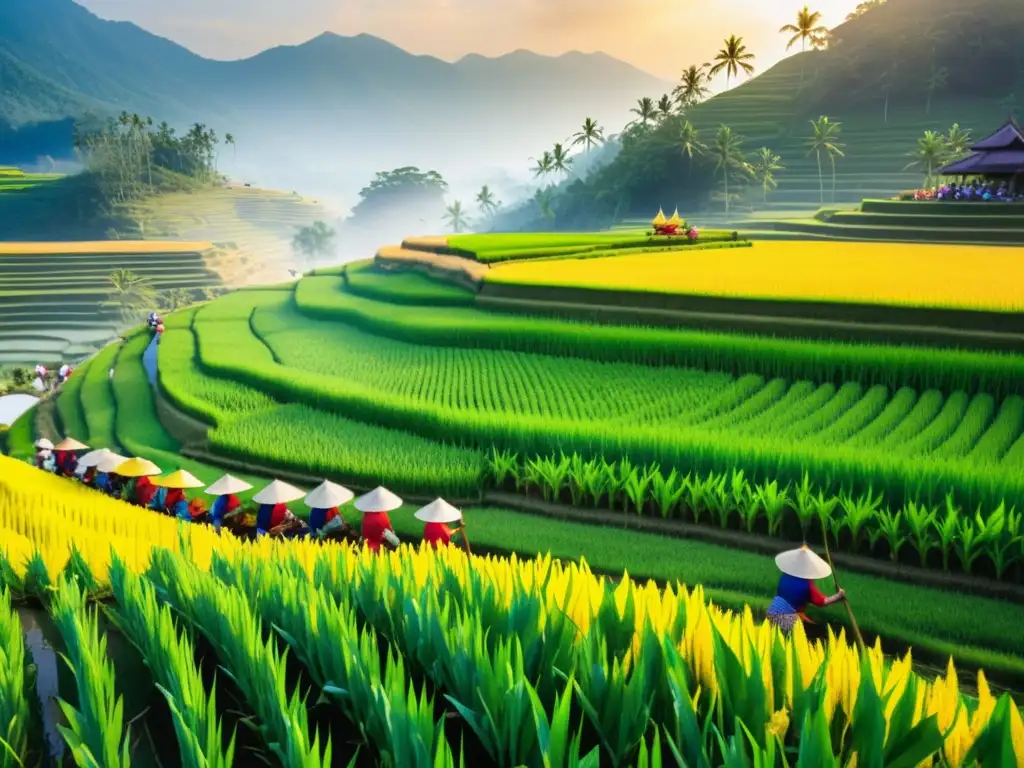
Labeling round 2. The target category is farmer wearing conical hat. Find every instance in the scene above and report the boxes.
[767,545,846,634]
[154,470,205,520]
[52,437,88,477]
[253,480,305,537]
[33,438,53,471]
[355,487,402,553]
[304,480,354,540]
[205,475,252,534]
[115,458,162,505]
[415,499,469,552]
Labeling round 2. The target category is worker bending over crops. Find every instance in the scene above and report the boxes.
[766,546,846,635]
[205,475,252,534]
[304,480,355,540]
[52,437,87,477]
[33,439,54,471]
[415,499,470,553]
[252,480,306,537]
[355,487,402,553]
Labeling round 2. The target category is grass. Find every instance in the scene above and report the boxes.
[343,261,476,305]
[55,359,91,440]
[484,240,1024,312]
[77,344,121,451]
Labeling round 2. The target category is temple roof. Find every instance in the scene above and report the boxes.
[940,149,1024,175]
[970,119,1024,151]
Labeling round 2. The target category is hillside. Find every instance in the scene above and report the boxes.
[683,0,1024,207]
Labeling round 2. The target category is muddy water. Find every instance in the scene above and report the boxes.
[18,604,180,766]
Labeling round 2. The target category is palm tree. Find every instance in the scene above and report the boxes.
[905,130,949,187]
[571,118,605,153]
[628,97,658,129]
[551,143,573,177]
[709,125,746,219]
[679,120,706,180]
[225,133,236,165]
[444,200,468,233]
[708,35,756,91]
[673,65,711,109]
[162,287,194,312]
[945,123,972,161]
[779,7,828,81]
[103,269,158,331]
[531,151,554,181]
[534,188,556,226]
[924,65,948,116]
[806,116,845,203]
[656,95,675,121]
[475,185,498,215]
[752,147,785,204]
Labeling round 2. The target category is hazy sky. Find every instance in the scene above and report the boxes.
[78,0,865,81]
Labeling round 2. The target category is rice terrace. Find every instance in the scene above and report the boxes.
[2,0,1024,765]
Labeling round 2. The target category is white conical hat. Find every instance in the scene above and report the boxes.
[252,479,305,505]
[353,486,402,512]
[775,545,832,580]
[304,480,354,509]
[34,438,54,450]
[78,448,112,468]
[414,498,462,524]
[205,474,253,496]
[96,452,128,473]
[54,437,88,451]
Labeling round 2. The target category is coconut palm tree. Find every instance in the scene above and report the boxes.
[679,120,706,180]
[806,116,845,203]
[534,188,556,226]
[225,133,236,166]
[905,130,949,187]
[945,124,972,161]
[710,125,746,219]
[531,151,554,181]
[444,200,469,233]
[162,287,195,312]
[751,147,785,204]
[779,6,828,81]
[628,97,658,130]
[924,65,948,116]
[475,184,498,215]
[551,143,573,177]
[673,65,711,109]
[708,35,756,91]
[656,95,675,121]
[571,118,605,153]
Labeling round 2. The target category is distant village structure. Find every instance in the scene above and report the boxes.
[940,119,1024,193]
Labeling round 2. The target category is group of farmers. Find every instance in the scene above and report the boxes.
[32,437,853,637]
[31,436,470,553]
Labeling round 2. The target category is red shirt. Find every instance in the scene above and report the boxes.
[423,522,453,548]
[808,584,827,608]
[361,511,393,552]
[164,488,187,511]
[135,476,158,507]
[269,503,288,528]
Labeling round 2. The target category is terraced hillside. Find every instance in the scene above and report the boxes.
[0,242,217,364]
[0,166,62,193]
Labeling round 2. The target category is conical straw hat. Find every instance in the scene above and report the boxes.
[115,457,162,478]
[156,469,204,489]
[34,438,54,450]
[775,545,832,580]
[353,486,402,512]
[414,498,462,524]
[205,474,253,496]
[54,437,88,451]
[252,479,305,505]
[79,448,112,469]
[304,480,354,509]
[97,453,128,473]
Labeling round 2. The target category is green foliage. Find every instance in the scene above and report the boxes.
[79,344,121,450]
[2,406,35,459]
[345,262,476,306]
[0,588,30,768]
[291,221,336,260]
[348,167,448,226]
[56,359,92,441]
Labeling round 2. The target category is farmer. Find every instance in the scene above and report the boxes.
[94,452,127,496]
[415,498,470,552]
[52,437,88,477]
[304,480,354,539]
[766,545,846,635]
[355,487,402,553]
[205,475,253,534]
[33,439,54,470]
[114,458,162,505]
[252,480,305,537]
[155,470,205,520]
[58,364,71,385]
[76,448,111,488]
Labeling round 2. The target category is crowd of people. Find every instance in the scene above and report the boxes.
[31,437,470,553]
[911,179,1024,202]
[26,364,75,393]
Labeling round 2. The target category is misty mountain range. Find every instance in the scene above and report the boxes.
[0,0,671,208]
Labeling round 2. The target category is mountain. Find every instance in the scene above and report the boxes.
[0,0,670,205]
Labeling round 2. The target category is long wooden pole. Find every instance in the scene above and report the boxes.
[821,533,865,651]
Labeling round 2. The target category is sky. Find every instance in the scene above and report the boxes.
[78,0,866,81]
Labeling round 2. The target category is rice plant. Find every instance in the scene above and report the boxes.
[0,588,29,768]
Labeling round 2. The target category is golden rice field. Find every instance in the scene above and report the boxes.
[485,241,1024,311]
[1,454,1023,765]
[0,241,214,255]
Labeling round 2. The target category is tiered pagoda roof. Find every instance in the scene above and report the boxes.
[940,119,1024,175]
